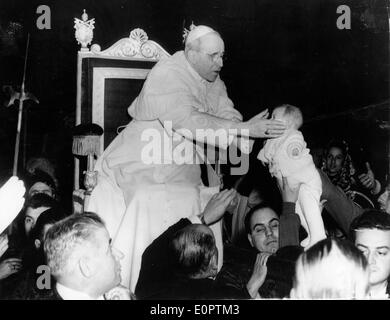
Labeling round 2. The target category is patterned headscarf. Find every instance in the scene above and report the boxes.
[321,140,355,192]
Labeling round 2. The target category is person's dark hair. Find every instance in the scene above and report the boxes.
[25,156,57,184]
[244,202,277,234]
[169,224,216,278]
[25,193,57,210]
[29,207,68,242]
[23,208,68,270]
[24,169,57,197]
[349,209,390,242]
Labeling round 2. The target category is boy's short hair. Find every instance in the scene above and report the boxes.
[349,209,390,241]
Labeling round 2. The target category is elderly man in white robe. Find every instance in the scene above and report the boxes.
[87,24,286,292]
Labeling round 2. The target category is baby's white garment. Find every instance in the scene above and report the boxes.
[258,129,326,248]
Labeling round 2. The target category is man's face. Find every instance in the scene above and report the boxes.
[355,228,390,288]
[247,207,279,253]
[29,182,54,198]
[24,206,50,236]
[326,147,344,176]
[191,33,225,82]
[90,227,123,295]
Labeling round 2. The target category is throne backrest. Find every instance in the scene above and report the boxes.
[74,25,170,189]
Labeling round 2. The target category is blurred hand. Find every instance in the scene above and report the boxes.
[232,137,255,154]
[246,252,271,298]
[242,109,286,138]
[104,285,133,300]
[378,190,390,214]
[202,189,238,225]
[0,258,22,280]
[277,177,300,203]
[0,176,26,234]
[358,162,375,190]
[0,235,9,259]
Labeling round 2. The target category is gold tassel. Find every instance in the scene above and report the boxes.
[72,135,101,156]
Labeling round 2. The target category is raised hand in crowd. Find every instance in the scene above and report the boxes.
[357,162,379,193]
[0,176,26,234]
[201,189,238,225]
[246,252,272,298]
[276,176,300,203]
[0,257,22,280]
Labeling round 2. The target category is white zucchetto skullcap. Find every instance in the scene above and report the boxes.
[183,24,217,45]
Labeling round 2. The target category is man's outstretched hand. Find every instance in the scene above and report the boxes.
[239,109,286,139]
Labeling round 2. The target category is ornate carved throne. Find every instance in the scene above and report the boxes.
[72,11,224,215]
[73,11,170,212]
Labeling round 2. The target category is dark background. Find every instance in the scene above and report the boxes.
[0,0,388,205]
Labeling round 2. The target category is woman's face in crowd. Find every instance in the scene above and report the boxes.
[326,147,345,176]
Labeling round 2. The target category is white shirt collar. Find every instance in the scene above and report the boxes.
[56,282,104,300]
[369,283,389,299]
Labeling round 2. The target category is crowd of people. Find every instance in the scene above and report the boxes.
[0,24,389,300]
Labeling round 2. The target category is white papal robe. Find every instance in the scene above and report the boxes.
[87,51,242,292]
